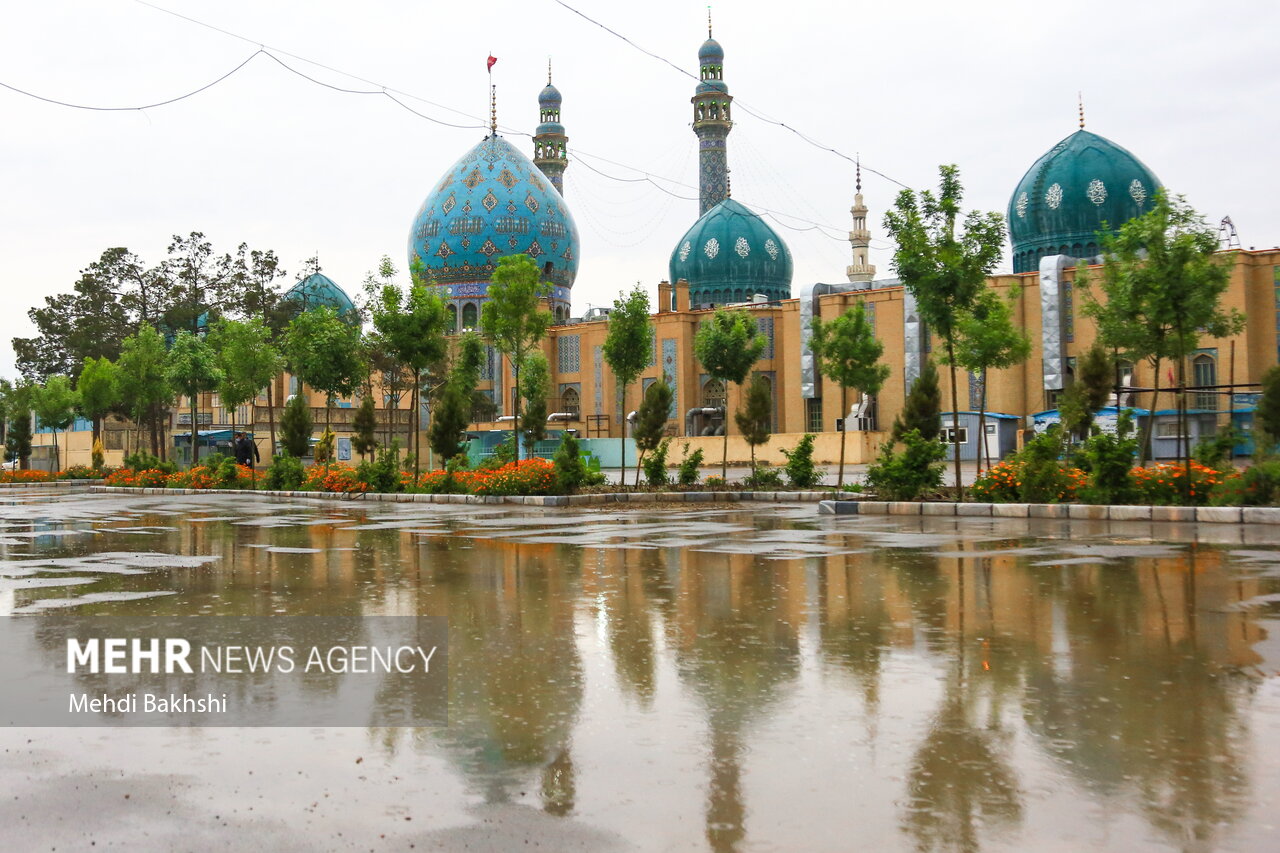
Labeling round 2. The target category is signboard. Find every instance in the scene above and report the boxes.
[336,437,352,462]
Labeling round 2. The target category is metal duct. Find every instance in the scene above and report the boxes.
[1039,254,1069,393]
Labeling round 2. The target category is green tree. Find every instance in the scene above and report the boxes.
[117,325,173,458]
[352,395,378,461]
[1255,365,1280,458]
[32,376,79,472]
[735,373,774,481]
[811,303,890,487]
[75,356,121,444]
[230,245,289,455]
[429,332,484,462]
[893,360,942,443]
[2,382,34,469]
[1058,342,1112,440]
[520,350,551,453]
[693,309,767,480]
[951,287,1031,474]
[480,255,552,461]
[1081,193,1244,485]
[603,285,655,486]
[884,165,1006,499]
[209,318,283,441]
[162,232,235,335]
[370,267,449,475]
[279,393,314,458]
[165,331,223,468]
[632,379,674,487]
[283,306,365,442]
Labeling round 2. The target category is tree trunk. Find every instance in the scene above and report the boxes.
[947,343,964,500]
[976,373,987,480]
[721,388,729,482]
[837,386,847,488]
[513,362,521,463]
[266,380,277,461]
[412,369,421,477]
[190,392,198,469]
[620,382,628,489]
[1139,356,1162,465]
[1178,357,1191,503]
[979,369,991,474]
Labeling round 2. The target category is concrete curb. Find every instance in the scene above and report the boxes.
[817,500,1280,525]
[87,486,833,507]
[0,479,99,489]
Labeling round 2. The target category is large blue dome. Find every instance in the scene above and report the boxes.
[408,135,579,312]
[669,198,792,305]
[1009,129,1161,273]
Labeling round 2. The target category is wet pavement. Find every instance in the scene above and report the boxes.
[2,487,1280,851]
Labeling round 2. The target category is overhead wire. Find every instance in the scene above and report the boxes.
[1,0,869,241]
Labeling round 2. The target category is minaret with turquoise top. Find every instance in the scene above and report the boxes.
[533,61,569,197]
[692,13,732,216]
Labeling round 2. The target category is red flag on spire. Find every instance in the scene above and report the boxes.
[486,55,498,71]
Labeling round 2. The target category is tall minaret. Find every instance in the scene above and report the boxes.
[846,161,875,284]
[692,14,732,215]
[533,61,569,196]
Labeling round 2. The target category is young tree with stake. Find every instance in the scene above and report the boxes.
[693,309,767,481]
[810,303,890,488]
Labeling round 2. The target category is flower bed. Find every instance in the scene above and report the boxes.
[970,460,1086,503]
[407,458,556,497]
[303,464,368,494]
[103,468,172,488]
[167,463,256,490]
[1132,461,1235,506]
[0,470,54,484]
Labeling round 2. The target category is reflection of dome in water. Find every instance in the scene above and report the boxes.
[407,134,579,322]
[1008,129,1162,273]
[668,198,793,305]
[282,273,358,322]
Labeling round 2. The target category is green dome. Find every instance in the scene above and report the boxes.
[669,198,792,305]
[1008,129,1161,273]
[283,273,359,324]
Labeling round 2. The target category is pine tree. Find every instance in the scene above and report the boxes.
[892,360,942,443]
[352,395,378,460]
[279,393,313,458]
[735,374,773,482]
[632,379,673,485]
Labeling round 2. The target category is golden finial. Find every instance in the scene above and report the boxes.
[856,154,861,193]
[708,6,713,38]
[1078,92,1085,129]
[547,58,552,84]
[490,84,497,135]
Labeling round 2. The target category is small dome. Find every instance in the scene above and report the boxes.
[408,135,579,300]
[1009,129,1161,273]
[696,79,729,95]
[669,198,792,305]
[699,37,724,64]
[283,273,358,322]
[538,82,562,107]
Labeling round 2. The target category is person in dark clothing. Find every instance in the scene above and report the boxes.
[234,432,260,468]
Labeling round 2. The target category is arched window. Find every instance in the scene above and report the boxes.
[561,387,580,418]
[462,302,478,329]
[1193,354,1217,410]
[446,303,458,333]
[702,379,725,409]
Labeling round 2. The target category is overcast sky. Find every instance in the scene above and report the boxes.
[3,0,1277,378]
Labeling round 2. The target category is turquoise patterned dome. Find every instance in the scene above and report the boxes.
[408,135,578,314]
[699,37,724,63]
[282,273,359,323]
[669,198,793,305]
[1009,129,1161,273]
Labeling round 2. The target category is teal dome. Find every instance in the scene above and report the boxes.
[1009,129,1161,273]
[699,37,724,63]
[408,135,579,315]
[669,198,793,305]
[538,82,562,107]
[283,273,359,323]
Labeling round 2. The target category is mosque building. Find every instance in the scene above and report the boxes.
[32,22,1280,471]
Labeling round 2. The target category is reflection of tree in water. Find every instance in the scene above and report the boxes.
[596,546,680,709]
[425,540,585,814]
[1022,554,1255,850]
[669,550,802,852]
[897,550,1027,853]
